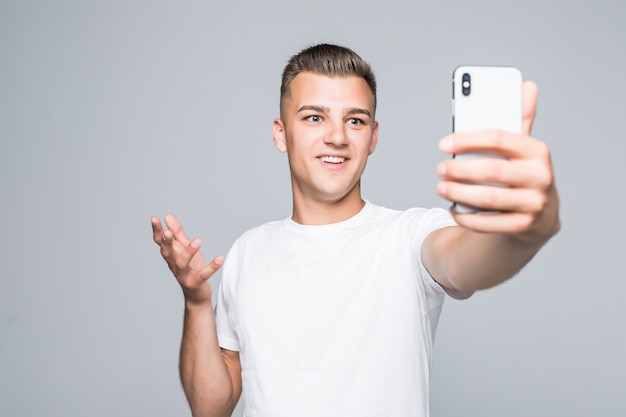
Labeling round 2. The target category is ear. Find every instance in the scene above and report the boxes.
[368,121,379,155]
[273,118,287,153]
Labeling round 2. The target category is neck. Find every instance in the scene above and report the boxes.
[290,186,365,225]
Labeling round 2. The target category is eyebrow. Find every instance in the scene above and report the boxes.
[345,107,372,119]
[297,105,329,114]
[296,105,372,119]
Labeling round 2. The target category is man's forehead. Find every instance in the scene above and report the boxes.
[288,72,375,108]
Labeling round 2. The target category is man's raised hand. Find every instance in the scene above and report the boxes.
[151,214,223,306]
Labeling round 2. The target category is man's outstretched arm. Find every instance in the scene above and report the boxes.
[152,215,241,417]
[423,81,561,295]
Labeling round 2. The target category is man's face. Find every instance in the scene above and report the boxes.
[273,72,379,206]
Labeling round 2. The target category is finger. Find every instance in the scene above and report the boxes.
[164,213,191,246]
[154,216,182,260]
[151,216,165,245]
[159,227,178,259]
[173,237,204,271]
[197,255,225,281]
[522,80,538,136]
[452,210,536,234]
[153,216,180,259]
[438,181,547,213]
[437,158,551,189]
[439,129,545,160]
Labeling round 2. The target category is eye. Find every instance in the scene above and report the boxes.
[306,115,322,123]
[347,118,364,125]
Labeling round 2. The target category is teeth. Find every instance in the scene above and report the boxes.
[320,156,345,163]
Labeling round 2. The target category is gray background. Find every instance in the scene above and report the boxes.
[1,0,624,416]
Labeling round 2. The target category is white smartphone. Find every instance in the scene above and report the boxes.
[452,65,523,213]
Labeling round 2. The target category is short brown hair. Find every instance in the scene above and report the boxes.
[280,43,377,115]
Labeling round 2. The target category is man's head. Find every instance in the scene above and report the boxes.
[279,44,377,118]
[273,44,379,218]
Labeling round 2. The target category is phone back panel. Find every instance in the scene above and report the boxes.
[451,66,522,213]
[453,66,522,134]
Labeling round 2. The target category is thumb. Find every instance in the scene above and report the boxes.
[199,255,225,281]
[522,80,538,135]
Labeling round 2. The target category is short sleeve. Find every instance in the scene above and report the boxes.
[214,244,241,352]
[410,207,458,296]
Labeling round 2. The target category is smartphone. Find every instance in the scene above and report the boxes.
[452,65,522,213]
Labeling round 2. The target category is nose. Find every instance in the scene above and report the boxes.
[323,120,348,147]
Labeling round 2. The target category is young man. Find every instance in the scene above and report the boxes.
[151,44,560,417]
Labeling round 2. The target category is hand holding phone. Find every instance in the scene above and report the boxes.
[439,77,560,238]
[451,66,522,213]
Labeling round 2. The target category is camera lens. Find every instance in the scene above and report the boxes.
[462,73,471,96]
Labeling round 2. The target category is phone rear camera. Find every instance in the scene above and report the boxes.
[462,73,471,96]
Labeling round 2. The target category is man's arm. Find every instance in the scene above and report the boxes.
[423,81,561,295]
[152,215,241,417]
[180,303,242,417]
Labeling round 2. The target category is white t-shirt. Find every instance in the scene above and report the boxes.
[215,201,456,417]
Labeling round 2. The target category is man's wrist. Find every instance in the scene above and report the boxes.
[183,297,214,314]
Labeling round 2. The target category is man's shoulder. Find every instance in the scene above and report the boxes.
[238,218,286,240]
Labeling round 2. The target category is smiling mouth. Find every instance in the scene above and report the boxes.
[319,156,346,164]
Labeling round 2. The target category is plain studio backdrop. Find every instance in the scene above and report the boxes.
[1,1,624,416]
